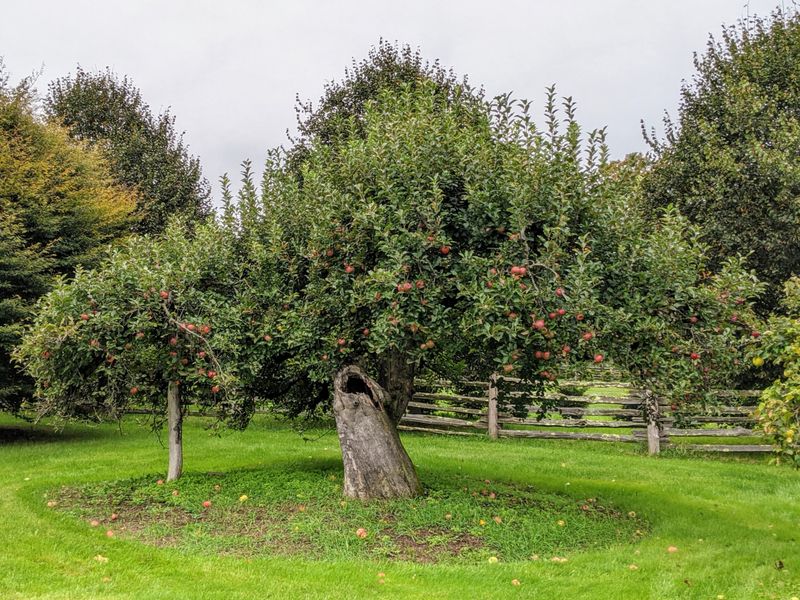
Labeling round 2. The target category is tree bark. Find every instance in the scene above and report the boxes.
[166,381,183,481]
[333,365,422,500]
[378,352,416,424]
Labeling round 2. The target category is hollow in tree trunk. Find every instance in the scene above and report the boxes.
[333,365,422,500]
[166,381,183,481]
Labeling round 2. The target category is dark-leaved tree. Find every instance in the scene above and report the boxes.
[643,8,800,312]
[46,67,211,234]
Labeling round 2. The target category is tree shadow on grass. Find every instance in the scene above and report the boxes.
[0,424,111,445]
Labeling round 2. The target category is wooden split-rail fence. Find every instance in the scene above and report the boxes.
[400,376,771,455]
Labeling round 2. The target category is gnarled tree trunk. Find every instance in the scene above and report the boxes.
[166,381,183,481]
[333,365,422,499]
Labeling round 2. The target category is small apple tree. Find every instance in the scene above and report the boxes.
[14,222,255,480]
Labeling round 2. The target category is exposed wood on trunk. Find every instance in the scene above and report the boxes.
[166,381,183,482]
[333,365,422,500]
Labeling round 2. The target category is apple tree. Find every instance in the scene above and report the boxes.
[228,76,762,500]
[221,84,614,498]
[14,222,255,480]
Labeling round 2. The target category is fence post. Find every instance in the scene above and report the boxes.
[487,373,499,439]
[645,390,661,455]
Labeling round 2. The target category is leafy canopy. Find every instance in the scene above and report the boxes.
[0,67,135,412]
[225,79,762,416]
[14,222,256,430]
[46,67,211,234]
[643,8,800,311]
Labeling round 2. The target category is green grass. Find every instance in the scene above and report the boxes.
[53,469,643,563]
[1,414,798,599]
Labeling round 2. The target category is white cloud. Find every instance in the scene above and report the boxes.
[1,0,785,202]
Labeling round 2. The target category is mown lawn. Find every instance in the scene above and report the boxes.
[0,414,798,599]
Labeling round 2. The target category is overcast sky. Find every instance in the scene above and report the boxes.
[0,0,786,201]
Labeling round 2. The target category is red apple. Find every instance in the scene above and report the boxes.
[337,338,346,346]
[202,500,212,508]
[582,331,594,341]
[555,287,565,297]
[160,290,169,299]
[362,328,370,336]
[415,279,425,289]
[751,331,761,338]
[439,245,451,255]
[130,386,139,395]
[533,319,546,330]
[198,350,206,358]
[690,352,700,361]
[594,354,604,363]
[689,315,698,324]
[344,264,354,274]
[263,335,272,342]
[548,312,557,320]
[80,313,89,321]
[576,312,585,321]
[169,337,178,346]
[211,385,220,394]
[207,370,217,379]
[110,513,118,521]
[543,351,551,360]
[502,364,514,373]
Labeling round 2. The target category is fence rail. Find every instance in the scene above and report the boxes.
[124,374,772,456]
[400,376,772,455]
